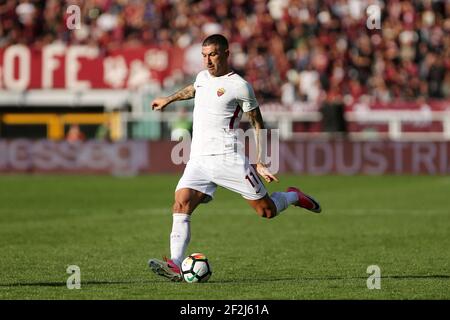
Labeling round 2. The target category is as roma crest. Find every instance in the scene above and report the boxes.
[217,88,225,97]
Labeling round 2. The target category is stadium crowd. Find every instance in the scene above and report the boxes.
[0,0,449,104]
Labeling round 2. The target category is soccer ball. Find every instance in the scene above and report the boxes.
[181,253,212,283]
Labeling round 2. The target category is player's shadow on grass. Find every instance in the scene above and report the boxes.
[212,274,450,283]
[1,275,449,287]
[0,280,147,287]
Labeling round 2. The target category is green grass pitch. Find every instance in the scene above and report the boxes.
[0,174,449,299]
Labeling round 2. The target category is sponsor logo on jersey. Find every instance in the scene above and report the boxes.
[217,88,225,97]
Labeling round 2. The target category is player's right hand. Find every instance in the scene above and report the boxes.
[151,97,169,111]
[255,163,279,183]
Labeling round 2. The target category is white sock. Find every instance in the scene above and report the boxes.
[170,213,191,267]
[271,192,299,215]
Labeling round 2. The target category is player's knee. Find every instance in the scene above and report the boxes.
[172,199,193,214]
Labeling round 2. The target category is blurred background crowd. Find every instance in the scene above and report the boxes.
[1,0,449,105]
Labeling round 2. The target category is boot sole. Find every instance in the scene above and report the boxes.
[149,260,183,282]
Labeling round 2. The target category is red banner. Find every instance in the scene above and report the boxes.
[0,44,185,90]
[0,140,149,175]
[278,141,450,175]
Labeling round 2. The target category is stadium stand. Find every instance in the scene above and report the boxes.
[1,0,449,100]
[0,0,449,141]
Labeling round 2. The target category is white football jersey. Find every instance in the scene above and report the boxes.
[190,70,259,157]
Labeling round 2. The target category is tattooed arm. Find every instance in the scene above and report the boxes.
[151,84,196,111]
[246,108,279,183]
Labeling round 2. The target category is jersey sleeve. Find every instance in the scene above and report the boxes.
[193,71,203,88]
[235,81,259,112]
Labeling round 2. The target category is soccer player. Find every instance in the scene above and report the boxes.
[148,34,321,281]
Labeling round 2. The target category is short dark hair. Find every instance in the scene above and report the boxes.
[202,34,229,50]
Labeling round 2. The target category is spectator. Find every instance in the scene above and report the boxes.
[66,124,85,142]
[320,90,347,137]
[96,121,112,142]
[0,0,448,103]
[170,107,192,141]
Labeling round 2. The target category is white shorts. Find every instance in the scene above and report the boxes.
[175,153,267,202]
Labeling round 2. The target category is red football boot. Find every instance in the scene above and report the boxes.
[287,187,322,213]
[148,256,182,282]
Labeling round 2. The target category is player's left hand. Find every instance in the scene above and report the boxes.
[255,163,279,183]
